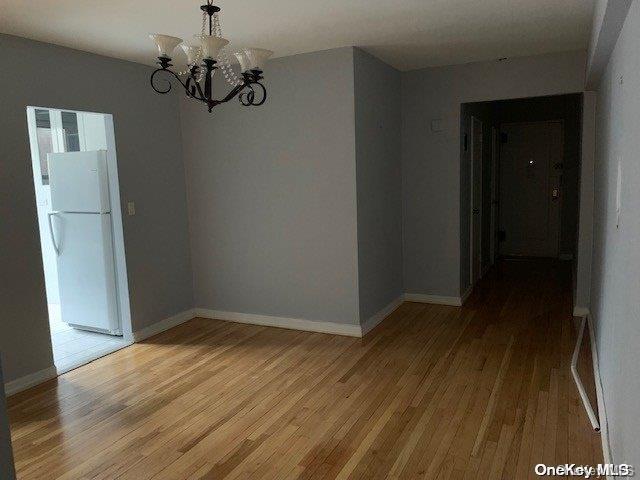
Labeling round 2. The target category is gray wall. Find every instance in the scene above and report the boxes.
[401,51,586,298]
[353,49,403,322]
[0,34,193,383]
[0,360,16,480]
[180,47,360,325]
[591,0,640,465]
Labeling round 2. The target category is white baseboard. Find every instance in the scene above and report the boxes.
[195,308,362,337]
[403,293,462,307]
[573,306,590,317]
[586,314,613,472]
[132,309,196,342]
[360,296,404,336]
[4,365,58,397]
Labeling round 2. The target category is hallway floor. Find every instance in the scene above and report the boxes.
[10,259,602,479]
[48,303,129,373]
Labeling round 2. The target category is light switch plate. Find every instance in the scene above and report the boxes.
[431,119,443,132]
[127,201,136,216]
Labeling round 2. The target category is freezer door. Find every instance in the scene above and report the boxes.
[48,150,110,213]
[52,212,120,334]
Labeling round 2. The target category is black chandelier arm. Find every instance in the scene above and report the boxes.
[185,76,196,98]
[218,82,248,104]
[149,59,269,112]
[239,81,267,107]
[189,66,205,100]
[185,73,205,101]
[150,67,190,95]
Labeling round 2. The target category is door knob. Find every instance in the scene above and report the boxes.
[473,208,480,214]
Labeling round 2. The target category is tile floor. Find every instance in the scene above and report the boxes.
[48,304,130,373]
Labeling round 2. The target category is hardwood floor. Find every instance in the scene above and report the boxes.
[8,259,602,479]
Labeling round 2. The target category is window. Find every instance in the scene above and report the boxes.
[61,112,81,152]
[34,109,82,185]
[35,109,53,185]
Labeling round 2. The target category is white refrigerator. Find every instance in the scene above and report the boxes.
[47,150,121,335]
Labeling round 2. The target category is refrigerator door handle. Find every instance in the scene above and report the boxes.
[48,211,60,256]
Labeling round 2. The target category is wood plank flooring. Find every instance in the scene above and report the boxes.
[8,259,602,479]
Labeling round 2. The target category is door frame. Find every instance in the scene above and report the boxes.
[26,106,134,346]
[497,119,564,259]
[470,116,483,286]
[489,126,499,266]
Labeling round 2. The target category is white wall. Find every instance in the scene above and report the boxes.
[586,0,633,88]
[401,51,586,298]
[591,0,640,465]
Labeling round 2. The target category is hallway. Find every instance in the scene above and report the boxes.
[8,259,602,479]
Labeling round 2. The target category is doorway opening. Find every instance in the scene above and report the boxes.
[26,107,133,374]
[460,93,583,294]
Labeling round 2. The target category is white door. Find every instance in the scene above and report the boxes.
[470,117,483,284]
[48,150,120,334]
[499,122,562,257]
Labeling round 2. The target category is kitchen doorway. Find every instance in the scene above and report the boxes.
[26,107,132,374]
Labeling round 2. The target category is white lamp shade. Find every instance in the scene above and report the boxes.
[181,44,201,65]
[238,47,273,71]
[194,35,229,60]
[234,50,250,72]
[149,34,183,57]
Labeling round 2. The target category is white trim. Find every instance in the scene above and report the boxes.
[403,293,462,307]
[470,116,483,286]
[360,296,403,336]
[573,306,590,317]
[460,286,473,305]
[103,114,133,340]
[25,107,133,340]
[571,316,600,431]
[55,341,133,376]
[4,366,58,397]
[195,308,362,337]
[132,309,196,342]
[489,126,498,265]
[587,314,613,472]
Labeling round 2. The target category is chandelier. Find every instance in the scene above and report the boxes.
[149,1,273,113]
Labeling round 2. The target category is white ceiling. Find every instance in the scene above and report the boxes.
[0,0,595,72]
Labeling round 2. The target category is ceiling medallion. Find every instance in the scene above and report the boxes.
[149,1,273,112]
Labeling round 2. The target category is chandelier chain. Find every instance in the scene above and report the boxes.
[175,11,208,77]
[212,11,241,86]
